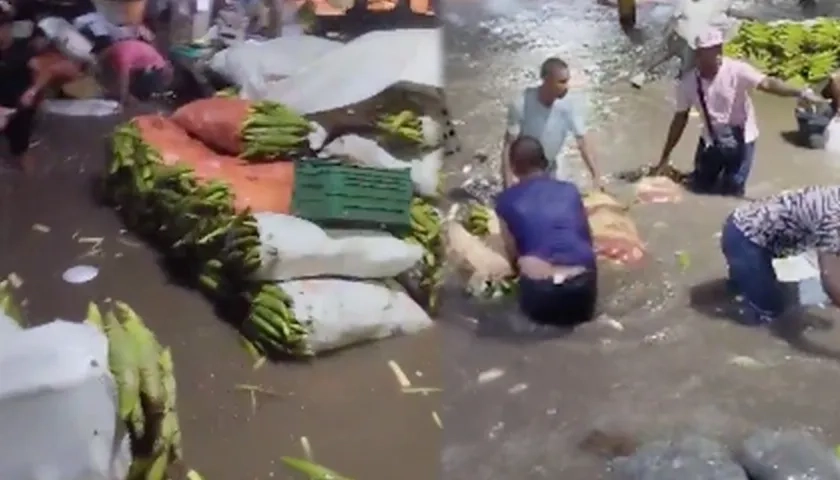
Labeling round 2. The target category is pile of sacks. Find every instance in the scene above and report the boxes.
[106,95,445,359]
[613,430,840,479]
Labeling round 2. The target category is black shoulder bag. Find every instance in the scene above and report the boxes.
[695,74,743,159]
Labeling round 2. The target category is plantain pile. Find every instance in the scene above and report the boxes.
[241,101,314,160]
[107,122,311,358]
[214,87,240,98]
[462,204,518,299]
[376,110,425,145]
[398,197,445,313]
[725,19,840,87]
[0,281,201,480]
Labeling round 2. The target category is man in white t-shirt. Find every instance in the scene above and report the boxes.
[502,57,602,189]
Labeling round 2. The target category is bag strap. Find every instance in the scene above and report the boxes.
[695,73,719,144]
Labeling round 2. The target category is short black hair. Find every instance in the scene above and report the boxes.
[540,57,569,79]
[509,136,549,176]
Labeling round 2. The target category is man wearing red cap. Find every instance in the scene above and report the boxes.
[654,28,827,197]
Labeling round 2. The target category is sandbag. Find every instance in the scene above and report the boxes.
[635,176,683,204]
[613,435,748,480]
[280,279,434,353]
[171,97,251,154]
[318,133,442,196]
[253,213,423,281]
[0,320,131,480]
[445,221,513,282]
[737,430,840,480]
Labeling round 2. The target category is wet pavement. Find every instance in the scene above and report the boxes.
[443,0,840,479]
[7,1,840,479]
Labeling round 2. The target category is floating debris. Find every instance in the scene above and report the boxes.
[477,368,505,384]
[728,355,764,369]
[61,265,98,284]
[31,223,50,233]
[508,383,528,394]
[388,360,412,388]
[432,411,442,429]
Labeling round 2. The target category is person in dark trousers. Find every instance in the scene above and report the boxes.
[721,185,840,326]
[494,136,598,327]
[654,28,826,197]
[0,12,41,169]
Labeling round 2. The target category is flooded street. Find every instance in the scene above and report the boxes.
[6,0,840,478]
[443,0,840,478]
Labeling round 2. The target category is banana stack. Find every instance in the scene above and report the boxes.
[107,121,310,359]
[376,110,425,146]
[400,197,445,312]
[461,203,518,299]
[241,102,314,160]
[0,281,198,480]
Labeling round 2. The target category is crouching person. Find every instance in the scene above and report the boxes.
[99,38,171,105]
[721,185,840,325]
[494,136,598,326]
[0,14,43,168]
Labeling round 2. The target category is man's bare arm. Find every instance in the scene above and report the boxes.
[656,111,689,169]
[819,252,840,308]
[501,133,516,188]
[757,76,803,97]
[575,134,601,188]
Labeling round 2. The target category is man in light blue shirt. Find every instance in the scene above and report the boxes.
[502,57,602,189]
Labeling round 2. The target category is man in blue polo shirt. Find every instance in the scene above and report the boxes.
[495,136,598,326]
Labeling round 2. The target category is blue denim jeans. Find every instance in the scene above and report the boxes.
[720,214,785,324]
[691,131,756,197]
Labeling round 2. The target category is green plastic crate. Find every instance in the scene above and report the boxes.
[292,159,413,229]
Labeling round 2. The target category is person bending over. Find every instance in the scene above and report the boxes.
[0,13,43,168]
[721,185,840,326]
[99,38,171,105]
[495,136,598,326]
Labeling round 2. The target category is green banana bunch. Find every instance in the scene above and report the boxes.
[463,204,491,238]
[0,278,23,326]
[241,101,313,160]
[215,87,240,98]
[87,300,186,480]
[243,283,311,357]
[402,197,444,312]
[459,203,518,299]
[376,110,425,145]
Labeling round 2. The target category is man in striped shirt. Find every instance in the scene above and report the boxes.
[721,185,840,325]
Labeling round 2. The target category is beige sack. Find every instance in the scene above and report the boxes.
[445,221,513,282]
[635,176,683,204]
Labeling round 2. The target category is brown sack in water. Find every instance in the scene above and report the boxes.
[479,192,645,267]
[171,97,252,155]
[445,221,513,282]
[635,176,683,204]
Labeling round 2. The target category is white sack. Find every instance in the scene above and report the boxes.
[281,279,433,353]
[825,118,840,154]
[0,320,131,480]
[209,35,343,100]
[38,17,94,63]
[253,213,423,281]
[319,134,443,196]
[259,28,442,114]
[42,99,121,117]
[0,312,21,339]
[445,221,513,282]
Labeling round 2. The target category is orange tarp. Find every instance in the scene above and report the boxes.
[133,115,294,214]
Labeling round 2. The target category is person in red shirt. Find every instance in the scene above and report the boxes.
[99,38,171,104]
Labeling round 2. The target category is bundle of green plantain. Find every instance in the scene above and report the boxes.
[376,110,426,146]
[107,122,312,359]
[0,280,202,480]
[462,203,518,299]
[398,197,445,314]
[724,19,840,87]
